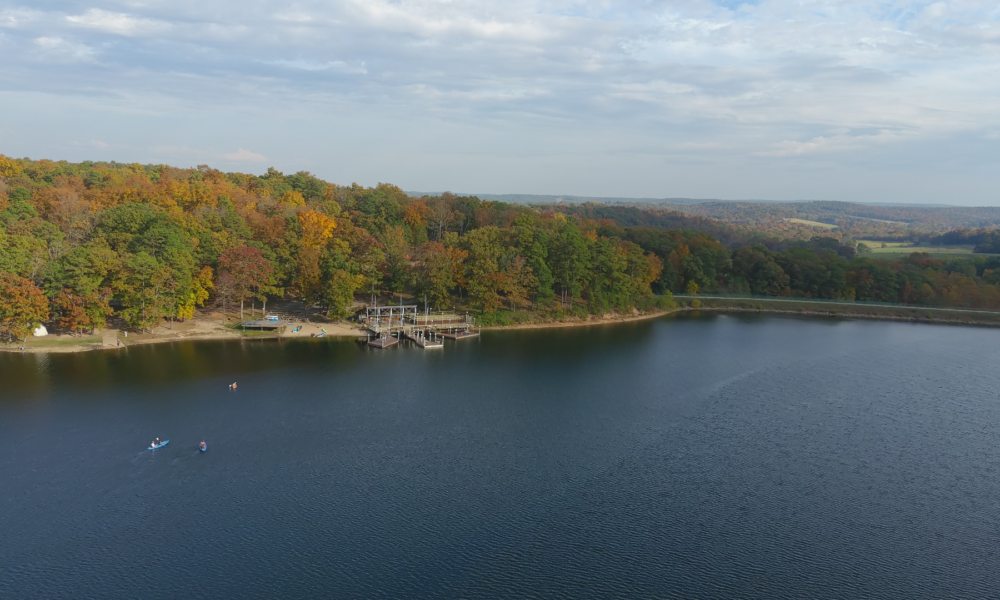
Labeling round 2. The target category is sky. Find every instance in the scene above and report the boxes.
[1,1,998,204]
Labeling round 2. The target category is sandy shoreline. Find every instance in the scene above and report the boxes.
[1,314,365,354]
[4,303,998,354]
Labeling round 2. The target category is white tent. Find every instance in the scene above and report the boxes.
[33,325,48,337]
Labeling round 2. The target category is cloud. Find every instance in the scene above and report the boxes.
[223,148,268,163]
[65,9,168,37]
[262,59,367,74]
[32,36,95,60]
[0,0,999,202]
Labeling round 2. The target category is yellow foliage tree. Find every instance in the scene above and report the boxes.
[404,201,430,228]
[280,190,306,207]
[299,210,336,249]
[176,266,215,320]
[0,155,23,179]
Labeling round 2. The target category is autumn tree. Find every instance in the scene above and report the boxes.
[293,210,336,303]
[213,269,239,324]
[175,266,214,320]
[0,155,23,179]
[218,245,277,320]
[0,273,49,342]
[404,200,430,245]
[499,253,535,312]
[280,190,306,207]
[53,288,113,334]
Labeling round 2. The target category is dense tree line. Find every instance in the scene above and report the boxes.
[3,156,1000,341]
[0,157,667,339]
[603,225,1000,308]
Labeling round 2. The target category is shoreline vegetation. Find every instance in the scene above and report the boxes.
[6,297,1000,353]
[6,156,1000,349]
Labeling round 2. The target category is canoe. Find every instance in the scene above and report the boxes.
[148,440,169,450]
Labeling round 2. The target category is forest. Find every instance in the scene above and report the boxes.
[3,155,1000,341]
[664,200,1000,240]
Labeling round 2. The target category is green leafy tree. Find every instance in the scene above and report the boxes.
[731,245,789,296]
[462,226,505,313]
[324,269,359,319]
[120,251,164,332]
[415,241,464,309]
[550,225,590,309]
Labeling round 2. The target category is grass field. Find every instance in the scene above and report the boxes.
[2,336,103,348]
[857,240,984,257]
[785,218,838,229]
[847,216,910,226]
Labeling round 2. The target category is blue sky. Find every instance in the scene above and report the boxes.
[1,1,998,203]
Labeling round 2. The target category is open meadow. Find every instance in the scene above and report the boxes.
[858,240,988,258]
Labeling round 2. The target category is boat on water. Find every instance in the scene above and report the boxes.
[148,440,169,450]
[199,441,207,452]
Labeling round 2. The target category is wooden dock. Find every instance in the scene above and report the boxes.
[406,313,468,326]
[439,328,480,340]
[362,303,478,348]
[402,328,444,349]
[367,334,399,349]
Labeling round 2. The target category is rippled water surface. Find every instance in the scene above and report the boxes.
[3,313,1000,598]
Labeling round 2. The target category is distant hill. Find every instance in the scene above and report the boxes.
[408,193,783,205]
[408,193,1000,238]
[666,201,1000,239]
[408,192,958,208]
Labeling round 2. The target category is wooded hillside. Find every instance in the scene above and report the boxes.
[3,155,1000,341]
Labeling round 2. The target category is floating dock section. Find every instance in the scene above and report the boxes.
[367,333,399,349]
[402,328,444,349]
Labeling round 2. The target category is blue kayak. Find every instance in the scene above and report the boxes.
[148,440,169,450]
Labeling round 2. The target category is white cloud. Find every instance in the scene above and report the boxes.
[223,148,268,163]
[262,59,366,73]
[66,9,168,37]
[33,36,95,60]
[1,0,999,202]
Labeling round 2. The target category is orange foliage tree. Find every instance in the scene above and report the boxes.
[0,273,50,342]
[53,288,114,335]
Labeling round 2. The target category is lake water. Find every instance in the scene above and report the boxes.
[2,313,1000,598]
